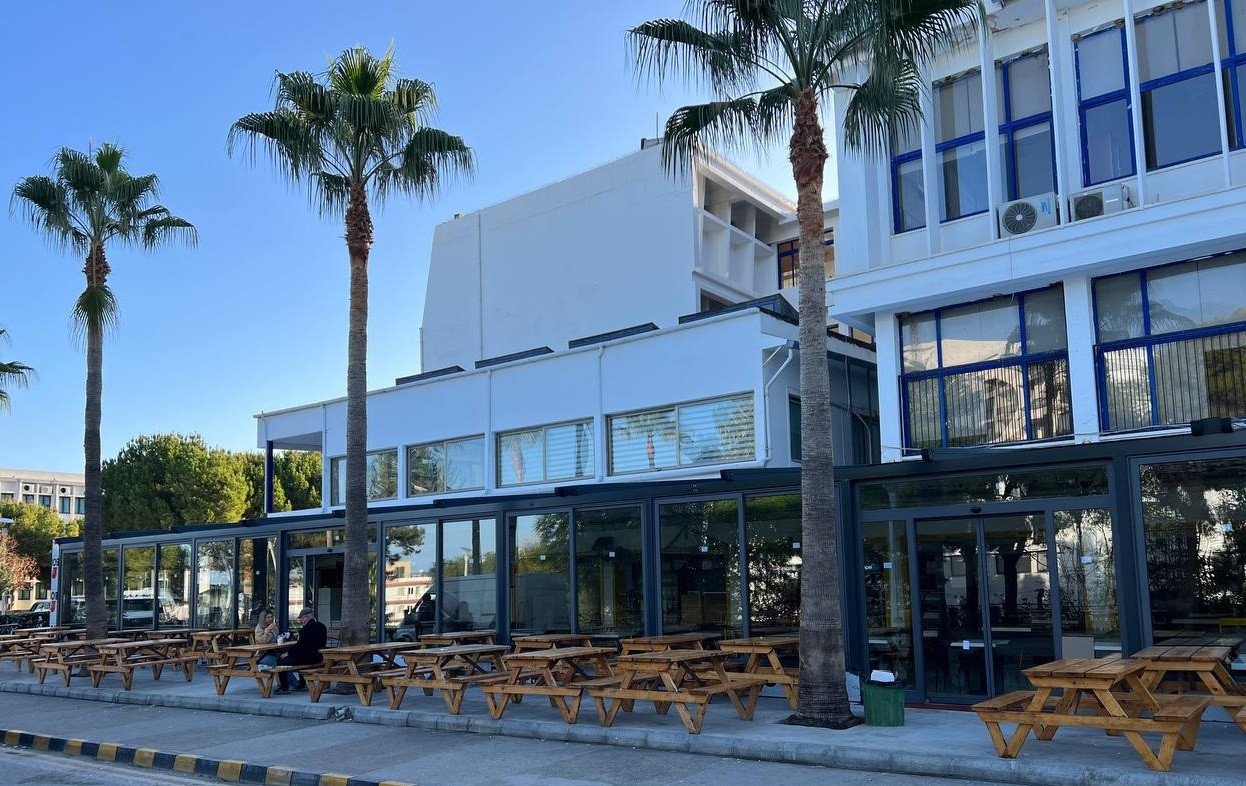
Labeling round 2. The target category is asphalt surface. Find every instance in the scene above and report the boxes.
[1,745,212,786]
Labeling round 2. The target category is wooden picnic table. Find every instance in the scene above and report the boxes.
[0,637,44,672]
[619,633,718,654]
[15,626,70,636]
[1133,644,1246,714]
[91,638,197,690]
[718,635,800,710]
[190,628,255,662]
[35,638,128,686]
[418,630,496,646]
[589,649,753,734]
[381,644,508,713]
[483,646,616,723]
[510,633,597,652]
[207,641,294,698]
[305,642,413,706]
[973,658,1210,772]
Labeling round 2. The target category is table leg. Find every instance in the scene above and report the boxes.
[1093,688,1166,771]
[660,670,705,734]
[713,661,749,720]
[484,668,517,720]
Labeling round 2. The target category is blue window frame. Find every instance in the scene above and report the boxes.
[935,71,989,221]
[891,123,925,233]
[997,51,1056,200]
[899,286,1072,450]
[1093,252,1246,431]
[1075,25,1136,186]
[1216,0,1246,148]
[59,496,71,514]
[1135,2,1221,170]
[774,230,833,289]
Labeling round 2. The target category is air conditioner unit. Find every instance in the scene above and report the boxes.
[999,193,1058,237]
[38,485,52,494]
[1070,183,1130,221]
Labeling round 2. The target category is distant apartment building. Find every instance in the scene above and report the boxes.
[0,468,85,524]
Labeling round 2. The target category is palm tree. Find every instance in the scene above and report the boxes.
[0,326,33,412]
[631,0,978,728]
[229,46,474,646]
[12,144,197,638]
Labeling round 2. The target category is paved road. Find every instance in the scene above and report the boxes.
[1,745,209,785]
[0,693,1018,786]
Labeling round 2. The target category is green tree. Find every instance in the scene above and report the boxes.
[101,433,247,533]
[229,46,473,646]
[0,500,79,589]
[12,144,196,638]
[237,450,322,519]
[630,0,978,728]
[0,326,33,412]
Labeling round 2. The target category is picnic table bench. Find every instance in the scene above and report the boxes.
[0,637,43,672]
[619,633,718,654]
[510,633,597,652]
[304,642,412,706]
[381,644,508,713]
[589,649,756,734]
[417,630,496,646]
[482,646,617,723]
[89,638,198,690]
[973,657,1210,772]
[34,638,128,686]
[190,628,254,663]
[206,641,297,698]
[718,635,799,711]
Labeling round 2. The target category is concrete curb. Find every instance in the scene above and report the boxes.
[0,728,412,786]
[4,680,1242,786]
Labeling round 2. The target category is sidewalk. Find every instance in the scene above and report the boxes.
[1,663,1243,786]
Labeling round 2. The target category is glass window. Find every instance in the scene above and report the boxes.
[103,548,119,625]
[1136,4,1220,169]
[38,495,51,508]
[195,539,234,629]
[1077,27,1136,185]
[1136,3,1213,82]
[158,543,191,629]
[892,124,925,233]
[121,546,156,629]
[497,420,594,486]
[510,513,570,635]
[659,499,742,638]
[1055,509,1120,654]
[901,313,938,373]
[788,396,802,462]
[745,494,801,635]
[385,523,436,640]
[863,520,914,684]
[935,72,987,221]
[608,394,755,475]
[1094,272,1145,341]
[939,298,1021,366]
[59,551,84,625]
[771,230,834,288]
[1008,122,1057,200]
[439,518,497,632]
[1142,457,1246,670]
[859,466,1110,511]
[406,437,485,496]
[939,141,989,220]
[75,497,85,515]
[576,506,644,636]
[237,538,274,629]
[58,497,71,514]
[936,71,984,141]
[329,448,399,505]
[289,527,345,550]
[21,494,33,504]
[1148,257,1246,331]
[1005,53,1052,119]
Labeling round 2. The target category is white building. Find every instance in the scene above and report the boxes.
[828,0,1246,704]
[0,468,85,523]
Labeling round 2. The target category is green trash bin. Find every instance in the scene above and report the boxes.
[862,679,905,726]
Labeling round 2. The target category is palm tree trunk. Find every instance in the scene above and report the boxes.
[83,244,107,639]
[342,183,373,646]
[789,88,857,729]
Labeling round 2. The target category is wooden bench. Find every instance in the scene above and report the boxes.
[381,669,508,713]
[34,655,100,687]
[206,663,305,698]
[304,666,405,706]
[89,654,198,690]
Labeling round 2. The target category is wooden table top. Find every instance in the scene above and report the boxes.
[15,626,70,635]
[221,641,294,656]
[97,638,188,652]
[511,633,595,647]
[618,649,727,666]
[40,638,127,652]
[320,642,411,658]
[418,631,496,645]
[718,636,799,651]
[504,646,615,665]
[1134,645,1232,662]
[403,644,508,660]
[191,628,253,639]
[1024,657,1144,682]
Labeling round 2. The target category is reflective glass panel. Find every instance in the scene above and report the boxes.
[896,157,926,232]
[59,551,84,626]
[103,548,119,626]
[195,540,234,629]
[121,546,156,629]
[575,506,644,636]
[1077,28,1126,98]
[905,377,943,449]
[407,443,445,495]
[1101,346,1154,430]
[384,523,436,640]
[1054,509,1120,654]
[237,538,274,628]
[498,429,542,486]
[939,299,1020,366]
[1024,286,1068,354]
[546,421,593,481]
[1083,98,1135,184]
[158,543,192,629]
[860,466,1109,510]
[984,515,1054,692]
[940,140,988,220]
[936,72,984,141]
[440,518,497,632]
[901,313,938,372]
[745,494,801,636]
[659,499,742,638]
[677,396,754,466]
[609,408,677,473]
[1094,272,1145,341]
[1142,72,1221,169]
[1007,53,1052,119]
[863,520,914,684]
[445,437,484,491]
[1010,122,1056,199]
[366,450,398,500]
[1136,2,1213,82]
[943,365,1027,445]
[510,513,570,634]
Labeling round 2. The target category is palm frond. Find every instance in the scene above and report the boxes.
[141,214,198,249]
[0,325,34,412]
[11,175,85,252]
[228,110,325,181]
[72,282,119,339]
[312,172,352,214]
[389,78,437,123]
[877,0,982,68]
[276,71,336,121]
[660,98,760,174]
[841,57,924,155]
[94,142,126,175]
[630,19,758,93]
[329,45,392,99]
[394,128,474,186]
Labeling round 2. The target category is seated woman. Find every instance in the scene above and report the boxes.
[254,608,278,645]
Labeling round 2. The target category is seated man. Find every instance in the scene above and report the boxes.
[261,606,327,693]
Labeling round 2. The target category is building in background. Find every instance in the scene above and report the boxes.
[0,468,85,524]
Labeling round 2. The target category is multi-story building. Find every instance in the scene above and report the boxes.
[0,468,86,523]
[53,143,880,649]
[829,0,1246,704]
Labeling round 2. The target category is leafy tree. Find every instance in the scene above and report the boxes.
[0,531,39,613]
[0,500,78,589]
[230,46,473,646]
[0,326,33,413]
[101,433,248,533]
[630,0,978,728]
[12,144,196,638]
[238,450,323,519]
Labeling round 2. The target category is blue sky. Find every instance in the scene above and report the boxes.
[0,1,804,472]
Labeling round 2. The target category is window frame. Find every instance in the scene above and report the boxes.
[1218,0,1246,148]
[891,133,925,234]
[1075,24,1138,187]
[1092,253,1246,430]
[329,447,401,506]
[606,392,756,476]
[496,418,595,488]
[59,496,71,515]
[998,50,1057,201]
[1135,1,1221,170]
[774,230,833,289]
[899,285,1073,449]
[404,435,486,497]
[934,70,989,223]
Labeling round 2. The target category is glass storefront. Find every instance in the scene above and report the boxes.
[196,540,234,629]
[1054,509,1119,654]
[510,512,570,635]
[659,499,741,637]
[862,520,914,684]
[575,506,644,637]
[745,493,802,635]
[238,538,274,628]
[159,543,192,629]
[1142,456,1246,669]
[59,551,84,625]
[440,518,497,632]
[385,523,437,640]
[103,548,118,625]
[121,546,156,629]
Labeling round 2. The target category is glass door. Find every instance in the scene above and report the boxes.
[915,514,1052,701]
[509,513,570,635]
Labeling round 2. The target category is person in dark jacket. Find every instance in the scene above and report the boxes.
[260,606,327,693]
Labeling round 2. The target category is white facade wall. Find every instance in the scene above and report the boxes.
[829,0,1246,460]
[0,468,85,524]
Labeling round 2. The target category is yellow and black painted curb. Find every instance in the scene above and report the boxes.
[1,728,414,786]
